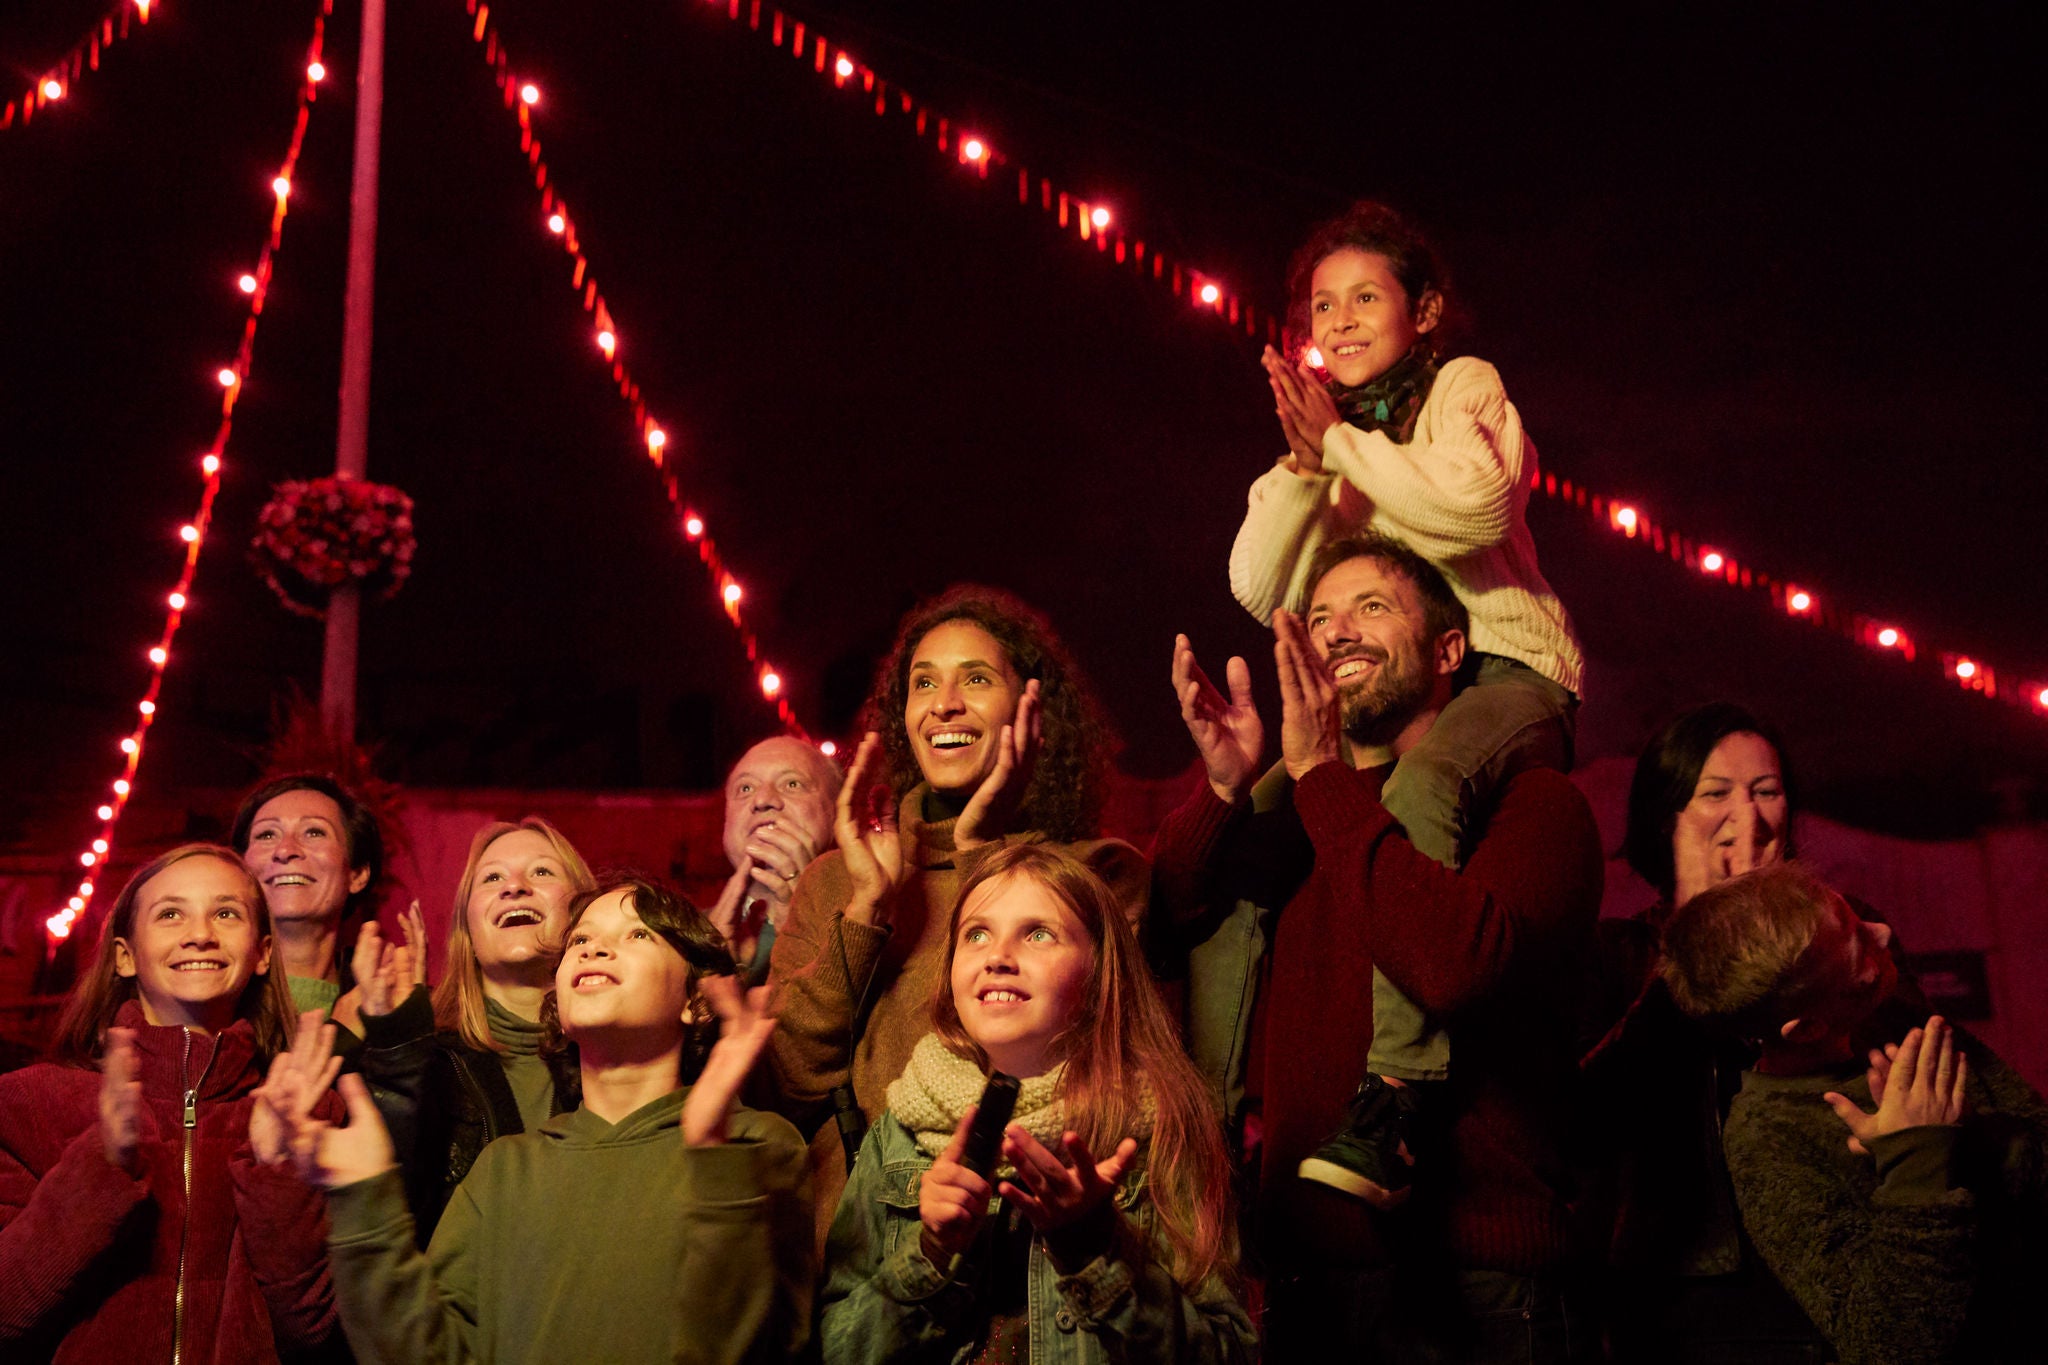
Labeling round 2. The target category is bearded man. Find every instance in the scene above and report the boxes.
[1157,533,1604,1363]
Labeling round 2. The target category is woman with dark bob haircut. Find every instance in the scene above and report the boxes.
[766,584,1149,1243]
[1584,703,1841,1360]
[230,772,388,1035]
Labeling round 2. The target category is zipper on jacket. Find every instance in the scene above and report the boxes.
[171,1027,219,1365]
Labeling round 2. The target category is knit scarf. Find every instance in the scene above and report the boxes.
[887,1035,1068,1177]
[1327,344,1439,444]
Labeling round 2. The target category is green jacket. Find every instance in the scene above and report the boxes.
[818,1113,1256,1364]
[327,1088,813,1365]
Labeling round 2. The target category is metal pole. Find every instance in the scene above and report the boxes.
[321,0,385,737]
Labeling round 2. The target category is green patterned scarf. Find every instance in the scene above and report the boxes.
[1327,344,1439,444]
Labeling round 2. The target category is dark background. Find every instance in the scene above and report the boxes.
[3,0,2043,851]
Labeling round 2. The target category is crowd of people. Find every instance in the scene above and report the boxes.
[3,202,2043,1365]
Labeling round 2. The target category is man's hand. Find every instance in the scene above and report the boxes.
[919,1107,993,1267]
[681,975,779,1147]
[1262,346,1341,474]
[955,679,1042,851]
[1173,634,1263,805]
[835,732,905,927]
[1825,1015,1967,1156]
[1274,609,1342,779]
[743,822,821,925]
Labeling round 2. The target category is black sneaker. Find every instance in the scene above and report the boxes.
[1297,1074,1415,1203]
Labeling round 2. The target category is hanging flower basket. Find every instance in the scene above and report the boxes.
[251,476,416,619]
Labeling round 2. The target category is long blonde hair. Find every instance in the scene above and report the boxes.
[51,844,295,1066]
[432,818,597,1051]
[933,843,1237,1291]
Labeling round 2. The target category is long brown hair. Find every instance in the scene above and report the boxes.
[51,844,295,1066]
[433,818,599,1052]
[933,843,1235,1290]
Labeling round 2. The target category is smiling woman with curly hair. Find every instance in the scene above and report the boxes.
[764,583,1149,1245]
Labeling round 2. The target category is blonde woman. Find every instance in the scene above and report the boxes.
[355,818,596,1241]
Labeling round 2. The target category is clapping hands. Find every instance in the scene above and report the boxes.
[1825,1014,1968,1156]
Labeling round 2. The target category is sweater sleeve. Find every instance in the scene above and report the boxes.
[1291,763,1602,1016]
[1048,1208,1258,1365]
[1228,458,1344,623]
[327,1167,478,1365]
[765,858,887,1131]
[1725,1097,1974,1365]
[0,1109,152,1343]
[671,1112,814,1365]
[1318,357,1529,564]
[229,1136,339,1351]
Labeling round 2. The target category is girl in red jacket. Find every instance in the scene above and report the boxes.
[0,843,338,1364]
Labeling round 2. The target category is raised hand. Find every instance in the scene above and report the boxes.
[998,1127,1139,1236]
[283,1074,398,1189]
[1273,609,1342,779]
[919,1107,994,1266]
[706,860,758,954]
[1261,346,1340,473]
[352,901,431,1019]
[1825,1015,1968,1157]
[251,1010,343,1170]
[681,975,779,1147]
[835,732,905,925]
[744,821,821,923]
[1173,634,1264,804]
[954,679,1042,850]
[98,1027,144,1172]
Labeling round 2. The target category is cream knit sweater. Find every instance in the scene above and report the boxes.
[1228,355,1584,696]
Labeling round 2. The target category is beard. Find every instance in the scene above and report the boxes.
[1334,647,1434,749]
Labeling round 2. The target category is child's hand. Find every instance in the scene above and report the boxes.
[1262,346,1340,473]
[835,732,905,926]
[1825,1015,1967,1156]
[920,1107,994,1266]
[1173,634,1264,804]
[997,1126,1138,1236]
[955,680,1042,851]
[681,975,779,1147]
[98,1028,144,1172]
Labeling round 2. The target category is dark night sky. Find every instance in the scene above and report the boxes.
[2,0,2044,849]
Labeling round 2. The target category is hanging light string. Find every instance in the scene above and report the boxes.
[690,0,1280,344]
[458,0,809,738]
[3,0,161,133]
[684,3,2048,721]
[44,2,337,945]
[1532,471,2047,716]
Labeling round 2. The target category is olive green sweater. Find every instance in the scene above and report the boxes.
[326,1089,813,1365]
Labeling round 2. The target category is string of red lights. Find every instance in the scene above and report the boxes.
[693,0,1283,344]
[458,0,811,739]
[44,2,338,944]
[2,0,158,134]
[1531,469,2048,716]
[692,1,2042,722]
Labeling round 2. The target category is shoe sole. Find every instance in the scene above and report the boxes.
[1297,1157,1388,1201]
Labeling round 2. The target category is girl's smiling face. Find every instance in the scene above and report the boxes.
[1309,247,1440,387]
[904,620,1024,798]
[466,829,577,976]
[949,872,1096,1078]
[554,890,691,1039]
[115,854,272,1032]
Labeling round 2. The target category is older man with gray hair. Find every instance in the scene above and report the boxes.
[710,735,843,982]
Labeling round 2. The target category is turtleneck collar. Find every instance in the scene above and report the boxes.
[484,995,545,1057]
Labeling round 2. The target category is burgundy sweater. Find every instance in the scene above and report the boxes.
[1154,760,1603,1274]
[0,1003,337,1364]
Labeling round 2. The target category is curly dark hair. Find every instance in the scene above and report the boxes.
[1284,200,1454,351]
[863,585,1111,844]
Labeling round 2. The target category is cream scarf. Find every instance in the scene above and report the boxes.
[885,1033,1156,1179]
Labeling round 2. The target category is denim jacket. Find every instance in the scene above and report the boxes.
[818,1114,1258,1364]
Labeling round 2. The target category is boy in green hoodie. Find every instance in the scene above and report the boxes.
[1659,862,2048,1365]
[268,876,812,1365]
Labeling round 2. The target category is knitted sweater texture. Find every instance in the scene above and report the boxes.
[1229,355,1584,694]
